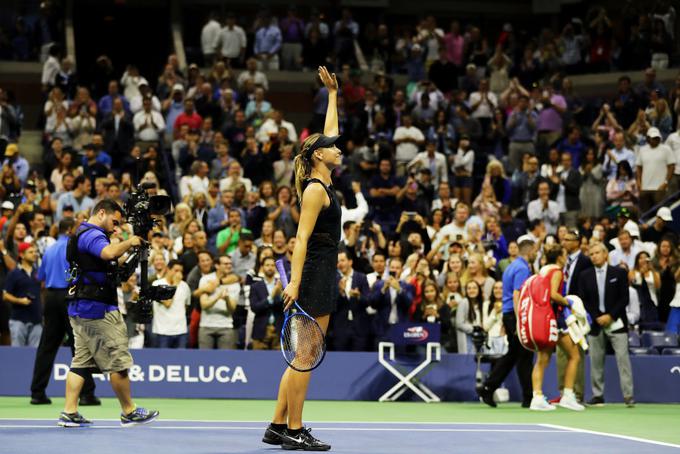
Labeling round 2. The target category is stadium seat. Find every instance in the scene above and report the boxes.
[661,348,680,355]
[628,347,654,355]
[640,332,678,351]
[628,331,641,347]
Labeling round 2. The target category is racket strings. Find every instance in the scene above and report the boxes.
[282,314,325,371]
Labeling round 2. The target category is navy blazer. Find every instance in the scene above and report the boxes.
[576,265,629,336]
[369,279,415,340]
[249,277,284,341]
[333,271,371,329]
[564,251,593,295]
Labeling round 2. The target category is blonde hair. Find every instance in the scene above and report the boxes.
[485,159,506,178]
[173,202,193,229]
[294,133,322,198]
[461,253,487,287]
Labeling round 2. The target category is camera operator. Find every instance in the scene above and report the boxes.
[59,199,159,427]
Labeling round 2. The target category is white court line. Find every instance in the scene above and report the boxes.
[0,424,567,433]
[540,424,680,450]
[0,418,546,425]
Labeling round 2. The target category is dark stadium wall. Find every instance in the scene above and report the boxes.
[73,1,171,85]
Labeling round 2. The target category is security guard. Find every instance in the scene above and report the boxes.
[58,199,159,427]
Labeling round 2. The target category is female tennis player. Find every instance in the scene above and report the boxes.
[529,243,585,412]
[262,66,341,451]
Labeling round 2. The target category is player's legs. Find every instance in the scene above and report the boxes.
[531,349,551,394]
[272,368,290,424]
[558,334,579,390]
[556,334,585,410]
[530,349,556,410]
[285,314,329,430]
[272,314,330,426]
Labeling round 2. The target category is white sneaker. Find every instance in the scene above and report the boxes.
[530,395,556,411]
[559,393,585,411]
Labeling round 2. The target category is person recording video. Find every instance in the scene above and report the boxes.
[59,199,159,428]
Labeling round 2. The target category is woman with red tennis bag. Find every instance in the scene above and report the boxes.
[516,274,559,352]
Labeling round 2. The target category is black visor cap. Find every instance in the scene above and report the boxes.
[304,135,340,159]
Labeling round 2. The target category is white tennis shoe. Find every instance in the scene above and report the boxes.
[530,395,556,411]
[559,393,585,411]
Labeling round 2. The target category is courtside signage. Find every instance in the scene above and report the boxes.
[52,364,248,384]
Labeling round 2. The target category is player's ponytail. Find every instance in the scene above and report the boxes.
[295,133,321,199]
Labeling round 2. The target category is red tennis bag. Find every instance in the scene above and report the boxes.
[516,274,558,352]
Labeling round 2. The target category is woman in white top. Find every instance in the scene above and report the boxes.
[45,104,73,147]
[152,260,191,348]
[44,87,69,126]
[441,272,463,352]
[540,148,563,179]
[482,280,506,355]
[452,135,474,205]
[455,280,484,353]
[629,251,661,329]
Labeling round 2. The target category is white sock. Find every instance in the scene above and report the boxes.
[533,391,543,398]
[563,388,575,398]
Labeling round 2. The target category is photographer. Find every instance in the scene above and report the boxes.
[59,199,158,428]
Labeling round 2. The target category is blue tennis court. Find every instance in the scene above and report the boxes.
[0,419,677,454]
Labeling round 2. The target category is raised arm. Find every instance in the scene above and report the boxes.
[318,66,339,136]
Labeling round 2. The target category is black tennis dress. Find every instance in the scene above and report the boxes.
[297,178,341,317]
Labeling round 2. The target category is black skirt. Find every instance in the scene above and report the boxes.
[298,233,338,318]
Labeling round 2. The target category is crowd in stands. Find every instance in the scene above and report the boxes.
[1,5,680,355]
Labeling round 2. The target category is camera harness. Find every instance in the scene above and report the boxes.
[66,226,118,305]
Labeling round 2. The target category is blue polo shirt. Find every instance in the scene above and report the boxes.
[4,266,42,323]
[501,256,531,314]
[68,222,119,319]
[37,235,70,289]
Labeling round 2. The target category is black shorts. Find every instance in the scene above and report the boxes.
[552,303,568,333]
[455,175,473,189]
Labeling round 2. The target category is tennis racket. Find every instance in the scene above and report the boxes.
[275,259,327,372]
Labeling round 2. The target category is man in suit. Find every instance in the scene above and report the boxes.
[553,229,592,403]
[100,97,134,170]
[553,152,582,228]
[249,256,283,350]
[330,251,371,351]
[577,242,634,407]
[369,257,415,347]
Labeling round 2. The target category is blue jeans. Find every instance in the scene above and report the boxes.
[9,320,42,347]
[155,333,188,349]
[667,308,680,334]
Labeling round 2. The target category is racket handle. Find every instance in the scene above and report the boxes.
[275,259,289,287]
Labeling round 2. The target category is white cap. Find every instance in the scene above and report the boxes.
[411,43,422,52]
[624,220,640,238]
[137,77,149,87]
[657,206,673,222]
[172,83,184,92]
[1,201,14,210]
[517,234,535,246]
[647,127,662,139]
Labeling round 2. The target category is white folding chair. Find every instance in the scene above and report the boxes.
[377,323,442,403]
